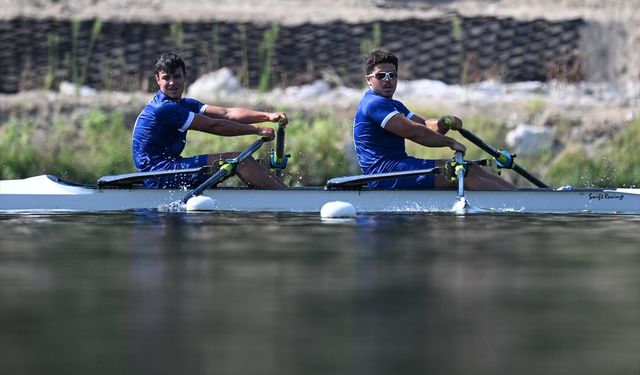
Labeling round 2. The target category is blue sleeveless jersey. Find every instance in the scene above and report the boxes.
[132,90,206,172]
[353,90,414,173]
[353,90,436,190]
[131,91,212,188]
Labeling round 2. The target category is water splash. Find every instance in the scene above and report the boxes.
[158,200,186,212]
[451,197,469,214]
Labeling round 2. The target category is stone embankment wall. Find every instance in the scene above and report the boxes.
[2,15,586,93]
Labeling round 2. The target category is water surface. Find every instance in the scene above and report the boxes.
[1,212,639,375]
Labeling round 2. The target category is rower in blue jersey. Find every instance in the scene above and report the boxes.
[353,49,515,190]
[132,52,286,189]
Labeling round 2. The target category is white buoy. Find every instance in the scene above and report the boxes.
[320,201,356,218]
[185,195,217,211]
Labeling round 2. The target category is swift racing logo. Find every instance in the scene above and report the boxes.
[587,192,625,201]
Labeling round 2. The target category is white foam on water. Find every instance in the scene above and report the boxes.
[451,198,469,214]
[157,200,187,212]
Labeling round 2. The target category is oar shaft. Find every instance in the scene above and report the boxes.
[274,121,286,177]
[454,151,465,198]
[457,128,549,188]
[182,168,229,203]
[458,128,500,158]
[181,137,267,203]
[275,125,286,161]
[235,137,267,161]
[512,165,548,188]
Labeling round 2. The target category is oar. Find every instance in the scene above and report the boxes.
[456,127,549,188]
[180,137,268,204]
[271,119,288,177]
[451,151,469,211]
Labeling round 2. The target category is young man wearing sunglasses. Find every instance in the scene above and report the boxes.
[353,49,515,190]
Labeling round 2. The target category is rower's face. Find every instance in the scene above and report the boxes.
[365,63,398,98]
[155,68,186,100]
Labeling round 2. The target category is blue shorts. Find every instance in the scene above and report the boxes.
[368,157,436,190]
[144,154,210,188]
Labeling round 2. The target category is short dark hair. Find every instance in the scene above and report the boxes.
[363,49,398,74]
[154,52,186,76]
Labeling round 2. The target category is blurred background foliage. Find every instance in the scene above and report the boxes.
[1,107,638,188]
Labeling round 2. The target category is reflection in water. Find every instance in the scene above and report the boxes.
[0,212,639,375]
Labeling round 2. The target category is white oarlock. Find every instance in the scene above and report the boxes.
[186,195,217,211]
[320,201,356,218]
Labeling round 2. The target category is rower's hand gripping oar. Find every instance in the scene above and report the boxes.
[442,116,549,188]
[270,119,289,177]
[180,137,268,204]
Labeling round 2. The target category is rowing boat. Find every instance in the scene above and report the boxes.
[1,174,638,214]
[2,126,638,215]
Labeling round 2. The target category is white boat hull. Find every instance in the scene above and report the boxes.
[1,175,639,214]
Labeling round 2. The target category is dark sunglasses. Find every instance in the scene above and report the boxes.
[367,71,398,80]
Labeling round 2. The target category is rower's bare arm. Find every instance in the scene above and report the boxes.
[411,114,462,134]
[203,105,287,125]
[385,114,466,153]
[190,114,276,140]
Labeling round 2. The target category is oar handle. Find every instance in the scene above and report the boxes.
[275,120,286,160]
[271,119,288,177]
[457,128,549,188]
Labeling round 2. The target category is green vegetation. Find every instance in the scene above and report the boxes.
[0,118,39,179]
[546,147,608,187]
[451,16,463,42]
[404,104,639,188]
[100,56,113,91]
[0,108,357,186]
[170,21,184,51]
[0,110,133,182]
[238,25,250,88]
[360,22,382,59]
[1,108,637,188]
[547,117,640,187]
[451,16,467,85]
[608,117,640,186]
[80,20,103,87]
[210,24,221,71]
[283,113,357,185]
[117,55,129,91]
[67,19,103,92]
[258,23,280,93]
[524,97,547,119]
[45,33,59,90]
[70,19,80,89]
